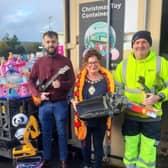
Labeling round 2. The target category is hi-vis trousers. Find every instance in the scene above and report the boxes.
[122,119,160,168]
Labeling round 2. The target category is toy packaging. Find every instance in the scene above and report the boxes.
[15,154,44,168]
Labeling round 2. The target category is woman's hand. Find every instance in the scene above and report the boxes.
[71,99,78,111]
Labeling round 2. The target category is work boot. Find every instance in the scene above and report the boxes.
[59,160,68,168]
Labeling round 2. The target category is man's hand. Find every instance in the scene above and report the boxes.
[143,93,160,105]
[40,92,50,101]
[52,80,61,88]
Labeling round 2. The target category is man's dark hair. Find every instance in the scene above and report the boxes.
[43,31,58,39]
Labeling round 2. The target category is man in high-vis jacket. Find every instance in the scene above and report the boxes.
[114,30,168,168]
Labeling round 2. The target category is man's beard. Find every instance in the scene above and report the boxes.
[46,47,57,56]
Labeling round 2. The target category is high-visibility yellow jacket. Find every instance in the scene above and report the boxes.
[114,50,168,119]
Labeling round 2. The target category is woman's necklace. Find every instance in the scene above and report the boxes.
[73,66,114,102]
[86,78,103,95]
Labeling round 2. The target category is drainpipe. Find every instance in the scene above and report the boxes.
[106,0,111,69]
[64,0,70,58]
[143,0,148,30]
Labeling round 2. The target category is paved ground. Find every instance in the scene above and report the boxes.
[1,140,168,168]
[0,156,119,168]
[0,144,119,168]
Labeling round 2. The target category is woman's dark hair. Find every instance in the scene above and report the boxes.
[43,31,58,39]
[83,48,102,65]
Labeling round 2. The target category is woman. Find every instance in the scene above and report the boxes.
[71,48,114,168]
